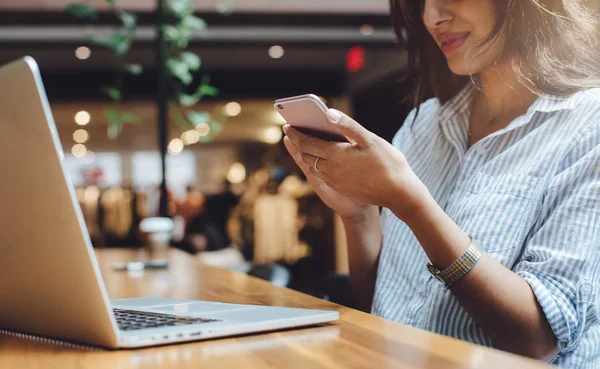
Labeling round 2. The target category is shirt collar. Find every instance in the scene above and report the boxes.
[527,92,580,114]
[439,83,585,130]
[436,84,588,154]
[437,83,475,124]
[504,90,587,133]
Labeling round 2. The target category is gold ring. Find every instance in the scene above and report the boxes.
[314,156,321,172]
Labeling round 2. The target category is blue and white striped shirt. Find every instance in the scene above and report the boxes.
[372,84,600,367]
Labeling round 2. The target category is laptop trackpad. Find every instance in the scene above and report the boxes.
[150,302,251,315]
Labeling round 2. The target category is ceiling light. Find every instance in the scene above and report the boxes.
[223,102,242,117]
[181,130,200,145]
[168,138,184,155]
[359,24,375,36]
[196,123,211,137]
[262,126,283,144]
[227,163,247,184]
[73,129,89,143]
[74,111,91,126]
[75,46,91,60]
[71,144,87,158]
[268,45,285,59]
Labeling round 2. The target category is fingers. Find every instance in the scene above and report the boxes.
[283,136,324,181]
[283,136,330,195]
[282,125,332,158]
[301,152,329,174]
[283,135,298,155]
[325,109,373,148]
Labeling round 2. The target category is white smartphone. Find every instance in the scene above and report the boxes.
[274,94,347,142]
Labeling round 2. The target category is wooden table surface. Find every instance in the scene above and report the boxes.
[0,248,551,369]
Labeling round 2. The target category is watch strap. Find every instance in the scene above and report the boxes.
[427,238,482,288]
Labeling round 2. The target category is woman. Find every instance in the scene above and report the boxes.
[283,0,600,367]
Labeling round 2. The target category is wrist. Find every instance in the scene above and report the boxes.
[340,205,379,226]
[388,178,434,224]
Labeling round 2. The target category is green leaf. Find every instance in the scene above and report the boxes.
[105,108,122,139]
[162,25,180,42]
[120,112,141,124]
[92,33,131,56]
[182,15,207,33]
[117,11,137,30]
[180,52,201,71]
[167,0,191,15]
[101,86,122,101]
[122,63,143,75]
[178,92,200,107]
[162,25,192,48]
[197,131,216,143]
[187,111,211,127]
[210,120,223,133]
[216,0,234,16]
[198,83,218,97]
[167,59,193,85]
[65,4,97,19]
[216,112,228,124]
[176,29,191,48]
[107,123,121,139]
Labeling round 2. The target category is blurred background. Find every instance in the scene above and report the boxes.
[0,0,414,300]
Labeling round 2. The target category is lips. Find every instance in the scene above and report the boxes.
[438,32,470,55]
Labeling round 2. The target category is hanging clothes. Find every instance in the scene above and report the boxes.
[252,194,306,264]
[75,185,100,241]
[100,187,133,240]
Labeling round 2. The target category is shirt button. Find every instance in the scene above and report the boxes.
[561,342,568,349]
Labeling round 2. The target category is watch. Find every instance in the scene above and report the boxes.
[427,238,482,289]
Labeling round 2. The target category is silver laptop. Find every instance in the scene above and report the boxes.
[0,57,338,349]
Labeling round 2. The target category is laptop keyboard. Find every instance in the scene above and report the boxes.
[113,308,219,331]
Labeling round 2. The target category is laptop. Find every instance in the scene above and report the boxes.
[0,57,339,349]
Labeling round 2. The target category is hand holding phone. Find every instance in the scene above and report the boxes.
[277,94,374,221]
[274,94,347,142]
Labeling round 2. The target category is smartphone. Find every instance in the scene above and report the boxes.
[274,94,347,142]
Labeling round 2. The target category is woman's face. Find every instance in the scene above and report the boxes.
[421,0,503,75]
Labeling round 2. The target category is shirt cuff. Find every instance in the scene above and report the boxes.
[516,269,592,355]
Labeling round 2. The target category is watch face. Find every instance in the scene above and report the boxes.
[426,263,440,275]
[427,264,447,286]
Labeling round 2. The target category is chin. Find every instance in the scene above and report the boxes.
[446,57,476,76]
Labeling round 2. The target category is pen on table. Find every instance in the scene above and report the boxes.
[112,260,168,271]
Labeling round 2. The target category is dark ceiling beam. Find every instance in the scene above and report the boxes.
[0,11,393,27]
[0,0,390,14]
[0,25,397,45]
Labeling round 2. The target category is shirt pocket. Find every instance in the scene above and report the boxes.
[449,173,543,260]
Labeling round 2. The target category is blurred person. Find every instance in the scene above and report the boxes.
[283,0,600,367]
[204,180,240,248]
[178,184,206,222]
[144,185,177,218]
[175,184,214,254]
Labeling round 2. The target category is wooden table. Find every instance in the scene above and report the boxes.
[1,248,551,369]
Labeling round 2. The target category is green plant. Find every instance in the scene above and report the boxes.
[161,0,226,142]
[66,0,227,140]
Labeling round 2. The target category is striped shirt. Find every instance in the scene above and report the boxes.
[372,84,600,368]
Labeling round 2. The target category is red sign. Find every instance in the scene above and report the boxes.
[346,45,365,72]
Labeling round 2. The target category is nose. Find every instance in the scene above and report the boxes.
[422,0,453,29]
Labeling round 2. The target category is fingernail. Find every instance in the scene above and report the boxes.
[327,109,342,123]
[282,125,289,134]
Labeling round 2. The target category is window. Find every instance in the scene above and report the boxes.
[131,151,196,198]
[63,152,122,188]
